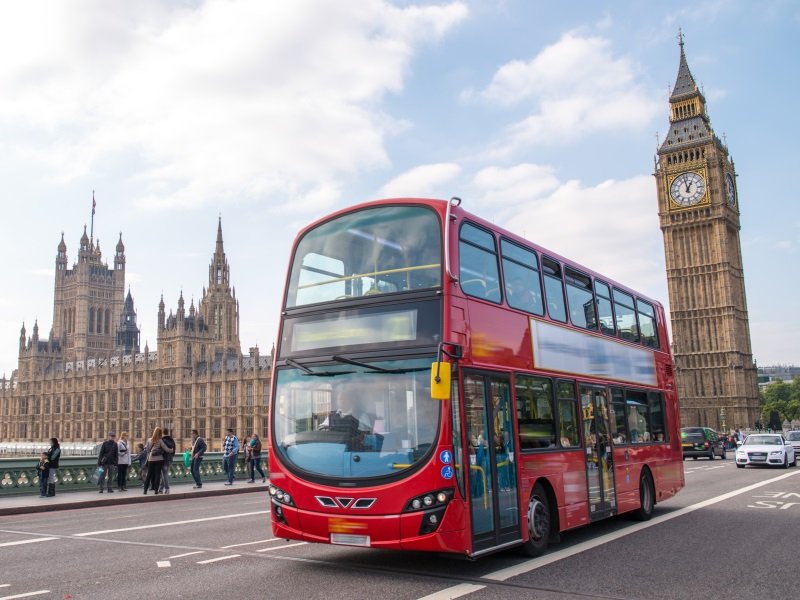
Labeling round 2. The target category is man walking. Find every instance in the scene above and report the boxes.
[222,428,240,485]
[190,429,207,489]
[159,428,176,494]
[97,431,119,494]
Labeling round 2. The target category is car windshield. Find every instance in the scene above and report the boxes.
[787,432,800,442]
[273,357,440,480]
[743,435,782,446]
[680,428,705,441]
[286,205,442,307]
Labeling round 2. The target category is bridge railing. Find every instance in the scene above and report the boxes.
[0,453,267,495]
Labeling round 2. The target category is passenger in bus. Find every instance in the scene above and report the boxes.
[506,277,539,313]
[613,432,626,444]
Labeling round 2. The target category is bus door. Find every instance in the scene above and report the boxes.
[580,385,617,519]
[463,371,520,553]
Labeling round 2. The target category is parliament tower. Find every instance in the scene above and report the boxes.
[654,37,760,429]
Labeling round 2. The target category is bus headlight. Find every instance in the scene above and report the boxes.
[269,484,295,507]
[403,488,454,513]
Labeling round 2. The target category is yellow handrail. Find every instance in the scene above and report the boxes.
[297,263,441,290]
[470,464,488,510]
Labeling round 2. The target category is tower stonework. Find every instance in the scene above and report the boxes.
[654,39,760,429]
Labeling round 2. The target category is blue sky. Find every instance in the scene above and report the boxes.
[1,0,798,374]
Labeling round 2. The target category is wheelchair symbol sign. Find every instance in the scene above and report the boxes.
[441,466,453,479]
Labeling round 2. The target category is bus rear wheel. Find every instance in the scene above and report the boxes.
[522,483,551,557]
[631,470,654,521]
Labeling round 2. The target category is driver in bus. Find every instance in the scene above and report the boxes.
[319,388,374,450]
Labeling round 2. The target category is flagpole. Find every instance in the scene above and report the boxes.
[90,190,96,242]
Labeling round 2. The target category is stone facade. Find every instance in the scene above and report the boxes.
[0,218,271,452]
[654,38,760,430]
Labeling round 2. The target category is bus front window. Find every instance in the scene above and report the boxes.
[286,206,442,307]
[273,358,440,480]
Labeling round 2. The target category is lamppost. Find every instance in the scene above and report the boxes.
[720,407,727,433]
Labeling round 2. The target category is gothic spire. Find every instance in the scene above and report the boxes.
[670,30,700,101]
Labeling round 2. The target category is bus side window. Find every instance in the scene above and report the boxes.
[515,374,555,449]
[542,257,566,323]
[611,388,628,444]
[556,380,579,447]
[501,239,544,316]
[613,288,639,342]
[648,392,666,442]
[637,298,660,349]
[459,223,502,304]
[595,280,615,336]
[565,267,596,330]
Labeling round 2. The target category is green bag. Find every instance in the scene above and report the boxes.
[183,450,191,467]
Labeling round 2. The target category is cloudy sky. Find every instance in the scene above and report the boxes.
[1,0,798,374]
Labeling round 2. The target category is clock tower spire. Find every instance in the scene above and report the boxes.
[655,38,760,430]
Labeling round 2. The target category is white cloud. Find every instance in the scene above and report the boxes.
[378,163,462,199]
[478,33,660,152]
[0,0,468,212]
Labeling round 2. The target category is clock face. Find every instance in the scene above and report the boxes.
[669,172,706,207]
[725,173,736,206]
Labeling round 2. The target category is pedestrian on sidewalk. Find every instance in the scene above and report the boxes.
[190,429,207,489]
[243,435,253,479]
[117,431,131,491]
[45,438,60,497]
[97,431,119,494]
[158,428,176,494]
[248,433,266,483]
[222,428,240,485]
[36,452,49,498]
[143,427,170,495]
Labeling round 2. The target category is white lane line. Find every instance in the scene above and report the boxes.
[416,584,486,600]
[0,592,51,600]
[483,469,800,582]
[197,554,240,565]
[255,542,307,552]
[74,510,268,537]
[220,538,277,549]
[0,537,58,548]
[167,551,205,559]
[0,585,9,589]
[156,561,171,568]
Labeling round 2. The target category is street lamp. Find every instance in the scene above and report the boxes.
[720,407,727,432]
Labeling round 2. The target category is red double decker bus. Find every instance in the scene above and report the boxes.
[268,197,683,558]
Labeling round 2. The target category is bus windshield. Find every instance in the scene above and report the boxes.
[286,205,442,308]
[273,357,440,480]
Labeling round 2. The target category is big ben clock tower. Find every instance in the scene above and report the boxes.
[655,36,760,430]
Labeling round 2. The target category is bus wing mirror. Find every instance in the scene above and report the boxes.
[430,362,451,400]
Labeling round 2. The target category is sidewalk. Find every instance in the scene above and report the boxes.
[0,479,270,516]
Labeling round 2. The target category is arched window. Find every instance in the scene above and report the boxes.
[89,308,95,334]
[104,309,110,334]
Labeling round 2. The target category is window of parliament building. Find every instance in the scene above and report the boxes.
[0,217,271,452]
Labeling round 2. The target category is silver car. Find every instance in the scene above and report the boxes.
[736,434,797,468]
[786,431,800,457]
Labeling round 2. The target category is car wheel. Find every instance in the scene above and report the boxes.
[720,448,726,460]
[692,456,698,460]
[632,470,655,521]
[783,455,789,469]
[521,483,551,557]
[708,449,715,460]
[791,455,797,467]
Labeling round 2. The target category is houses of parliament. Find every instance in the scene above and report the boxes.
[0,217,271,452]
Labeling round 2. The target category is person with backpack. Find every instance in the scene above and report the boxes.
[247,433,266,483]
[45,438,60,497]
[158,428,176,494]
[143,427,170,495]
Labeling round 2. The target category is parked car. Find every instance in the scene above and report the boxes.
[681,427,726,460]
[735,433,796,468]
[785,431,800,457]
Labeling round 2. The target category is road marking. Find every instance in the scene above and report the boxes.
[73,510,268,537]
[156,561,171,568]
[197,554,240,565]
[167,551,205,559]
[221,538,277,548]
[0,538,58,548]
[415,469,800,600]
[256,542,307,552]
[416,584,486,600]
[0,592,51,600]
[483,469,800,582]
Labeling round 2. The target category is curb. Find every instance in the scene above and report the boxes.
[0,484,268,516]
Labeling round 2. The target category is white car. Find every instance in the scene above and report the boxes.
[786,431,800,457]
[736,434,796,468]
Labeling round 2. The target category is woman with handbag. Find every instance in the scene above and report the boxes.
[116,431,131,491]
[143,427,170,495]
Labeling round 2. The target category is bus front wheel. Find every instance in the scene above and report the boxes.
[631,470,655,521]
[522,483,551,557]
